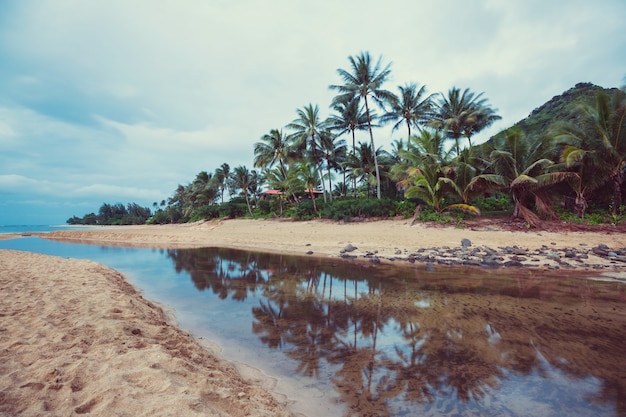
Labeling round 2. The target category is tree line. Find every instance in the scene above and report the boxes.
[70,52,626,227]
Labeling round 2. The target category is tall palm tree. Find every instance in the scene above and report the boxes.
[214,163,230,204]
[318,131,347,202]
[287,104,330,202]
[468,129,575,226]
[380,83,433,140]
[431,87,501,155]
[230,165,254,216]
[253,129,292,178]
[343,142,378,198]
[327,96,370,197]
[553,88,626,214]
[296,162,322,213]
[330,52,394,199]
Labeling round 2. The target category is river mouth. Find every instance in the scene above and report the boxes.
[1,238,625,417]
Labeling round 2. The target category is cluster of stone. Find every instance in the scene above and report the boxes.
[338,240,626,271]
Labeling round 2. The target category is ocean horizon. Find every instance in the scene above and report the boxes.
[0,224,94,234]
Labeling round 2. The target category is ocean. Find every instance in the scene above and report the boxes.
[0,225,93,234]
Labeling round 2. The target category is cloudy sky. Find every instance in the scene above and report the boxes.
[1,0,625,225]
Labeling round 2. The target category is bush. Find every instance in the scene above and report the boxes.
[474,194,512,212]
[395,200,417,218]
[292,200,317,220]
[189,205,221,222]
[148,210,171,224]
[221,201,248,218]
[321,198,397,221]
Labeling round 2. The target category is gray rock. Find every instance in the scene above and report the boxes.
[340,244,358,253]
[461,238,472,247]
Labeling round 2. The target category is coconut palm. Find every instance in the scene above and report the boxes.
[392,129,477,213]
[295,162,322,213]
[230,165,254,216]
[431,87,501,155]
[343,142,378,198]
[253,129,292,177]
[380,83,433,140]
[468,129,575,226]
[327,96,371,197]
[214,163,230,204]
[552,88,626,214]
[318,131,347,202]
[287,104,330,201]
[330,52,394,199]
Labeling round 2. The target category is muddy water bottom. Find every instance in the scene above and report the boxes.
[1,238,625,416]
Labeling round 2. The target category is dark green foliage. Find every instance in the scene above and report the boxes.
[221,199,248,219]
[473,194,512,213]
[189,205,221,222]
[68,202,152,225]
[148,210,170,225]
[321,198,397,221]
[292,200,317,220]
[394,200,417,218]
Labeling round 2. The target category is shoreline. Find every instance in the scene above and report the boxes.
[36,218,626,273]
[3,218,626,416]
[0,250,292,416]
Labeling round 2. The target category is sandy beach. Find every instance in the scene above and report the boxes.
[2,218,626,416]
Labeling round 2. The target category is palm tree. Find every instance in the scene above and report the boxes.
[553,88,626,215]
[431,87,501,155]
[330,52,394,199]
[343,142,378,198]
[380,83,433,140]
[468,129,575,226]
[214,163,230,204]
[230,165,254,216]
[296,162,321,213]
[318,131,347,202]
[287,104,330,202]
[327,96,370,197]
[253,129,292,177]
[392,129,476,213]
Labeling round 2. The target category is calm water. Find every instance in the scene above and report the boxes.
[0,225,93,234]
[1,237,625,417]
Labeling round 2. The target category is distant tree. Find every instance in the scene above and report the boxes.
[230,165,255,216]
[380,83,433,140]
[431,87,501,154]
[330,52,394,199]
[327,96,371,197]
[214,163,231,204]
[287,104,330,201]
[253,129,292,177]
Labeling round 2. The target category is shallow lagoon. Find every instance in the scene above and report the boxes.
[2,237,625,416]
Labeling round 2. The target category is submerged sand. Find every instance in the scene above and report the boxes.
[2,218,625,416]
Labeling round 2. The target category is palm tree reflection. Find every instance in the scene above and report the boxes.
[167,247,626,416]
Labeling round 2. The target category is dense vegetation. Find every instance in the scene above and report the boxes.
[68,53,626,228]
[67,202,152,225]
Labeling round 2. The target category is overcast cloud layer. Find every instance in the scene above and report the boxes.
[1,0,625,225]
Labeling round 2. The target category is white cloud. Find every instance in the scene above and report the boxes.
[0,0,625,224]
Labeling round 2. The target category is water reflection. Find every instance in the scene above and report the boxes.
[166,247,626,417]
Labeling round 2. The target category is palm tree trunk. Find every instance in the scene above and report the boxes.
[612,171,623,215]
[351,130,358,198]
[364,97,382,199]
[311,135,328,204]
